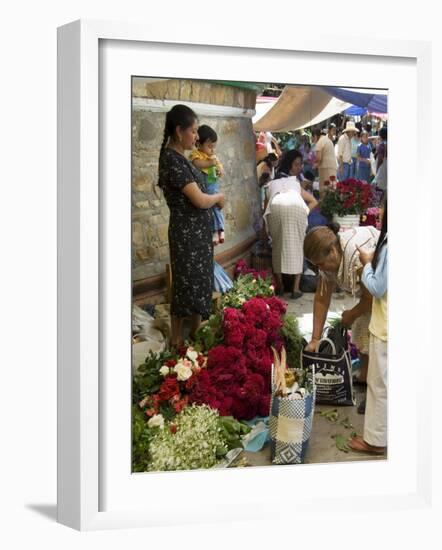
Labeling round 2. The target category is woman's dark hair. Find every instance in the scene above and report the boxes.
[160,104,198,153]
[312,127,322,139]
[197,124,218,145]
[303,170,315,181]
[259,152,278,168]
[276,149,302,177]
[379,127,388,141]
[371,197,387,270]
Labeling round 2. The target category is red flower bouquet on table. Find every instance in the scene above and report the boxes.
[320,178,374,220]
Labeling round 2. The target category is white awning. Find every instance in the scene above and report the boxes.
[253,86,352,131]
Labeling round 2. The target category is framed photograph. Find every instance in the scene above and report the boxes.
[57,19,432,530]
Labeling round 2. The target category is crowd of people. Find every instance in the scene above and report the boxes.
[156,103,388,457]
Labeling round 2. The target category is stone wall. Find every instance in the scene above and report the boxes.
[132,79,260,284]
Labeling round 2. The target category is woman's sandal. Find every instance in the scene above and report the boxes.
[348,435,386,455]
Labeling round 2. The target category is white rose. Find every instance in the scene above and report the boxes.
[147,414,165,429]
[159,365,170,376]
[270,285,275,291]
[186,349,198,363]
[173,363,193,381]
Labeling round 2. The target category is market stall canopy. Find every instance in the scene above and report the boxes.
[322,86,388,113]
[253,86,336,132]
[253,85,388,132]
[344,104,389,121]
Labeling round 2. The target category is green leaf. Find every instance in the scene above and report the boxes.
[332,433,351,453]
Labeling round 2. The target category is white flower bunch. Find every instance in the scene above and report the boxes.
[148,405,227,471]
[159,347,205,380]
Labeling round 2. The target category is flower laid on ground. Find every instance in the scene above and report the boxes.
[187,296,286,420]
[221,273,275,309]
[147,413,165,429]
[147,404,228,471]
[320,178,374,219]
[234,259,273,282]
[134,346,208,421]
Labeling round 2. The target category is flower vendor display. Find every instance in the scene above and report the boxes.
[132,260,298,472]
[319,178,374,220]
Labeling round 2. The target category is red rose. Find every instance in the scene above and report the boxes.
[158,377,180,401]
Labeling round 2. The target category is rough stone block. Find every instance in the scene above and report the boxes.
[132,222,145,248]
[136,247,153,261]
[243,141,255,161]
[164,79,180,100]
[139,118,158,142]
[157,223,169,244]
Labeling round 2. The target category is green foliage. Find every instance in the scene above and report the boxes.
[132,349,175,404]
[217,416,252,454]
[132,406,155,472]
[193,313,224,352]
[327,316,343,329]
[221,273,274,309]
[280,314,304,370]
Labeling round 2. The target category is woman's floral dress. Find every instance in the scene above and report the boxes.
[158,148,214,319]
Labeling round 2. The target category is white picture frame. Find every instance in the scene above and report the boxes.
[57,19,432,531]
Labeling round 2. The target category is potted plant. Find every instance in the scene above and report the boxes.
[319,178,374,230]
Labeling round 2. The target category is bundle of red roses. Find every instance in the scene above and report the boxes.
[187,296,286,420]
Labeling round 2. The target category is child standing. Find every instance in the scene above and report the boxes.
[189,125,225,244]
[349,199,388,454]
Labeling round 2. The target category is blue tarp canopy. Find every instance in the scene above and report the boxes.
[321,86,388,113]
[344,105,368,116]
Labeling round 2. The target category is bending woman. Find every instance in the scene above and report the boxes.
[303,223,380,384]
[263,149,318,299]
[158,105,225,348]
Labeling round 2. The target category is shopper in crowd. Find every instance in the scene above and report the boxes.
[337,120,359,181]
[357,131,372,182]
[349,198,388,454]
[375,126,388,193]
[158,104,225,349]
[303,223,380,386]
[313,125,337,196]
[257,152,279,211]
[350,131,361,178]
[263,150,318,299]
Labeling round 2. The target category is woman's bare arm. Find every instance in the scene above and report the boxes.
[182,182,224,209]
[305,277,335,350]
[300,188,318,212]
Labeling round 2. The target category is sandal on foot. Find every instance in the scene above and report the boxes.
[348,436,385,455]
[290,290,303,300]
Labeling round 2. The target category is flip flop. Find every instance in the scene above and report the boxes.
[348,435,385,455]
